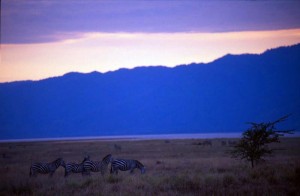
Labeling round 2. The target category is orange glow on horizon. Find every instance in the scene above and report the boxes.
[1,29,300,82]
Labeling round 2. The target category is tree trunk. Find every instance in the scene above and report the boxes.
[251,159,254,168]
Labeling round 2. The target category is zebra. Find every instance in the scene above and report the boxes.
[203,140,212,146]
[29,158,65,177]
[83,154,112,175]
[110,159,145,174]
[63,156,90,177]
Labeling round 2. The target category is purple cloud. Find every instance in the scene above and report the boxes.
[2,1,300,44]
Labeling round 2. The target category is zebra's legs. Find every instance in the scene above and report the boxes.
[29,168,37,177]
[29,168,32,177]
[110,167,118,175]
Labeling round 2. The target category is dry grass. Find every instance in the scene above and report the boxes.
[0,137,299,195]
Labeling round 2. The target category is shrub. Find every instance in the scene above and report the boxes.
[231,115,294,168]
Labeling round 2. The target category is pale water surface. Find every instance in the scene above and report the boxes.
[0,132,300,143]
[1,132,299,143]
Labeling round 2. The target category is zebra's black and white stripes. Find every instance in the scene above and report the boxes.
[29,158,65,177]
[64,156,90,177]
[29,154,146,177]
[110,159,145,174]
[83,154,112,175]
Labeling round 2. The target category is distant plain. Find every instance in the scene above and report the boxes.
[0,137,299,195]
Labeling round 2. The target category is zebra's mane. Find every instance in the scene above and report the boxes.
[102,154,112,164]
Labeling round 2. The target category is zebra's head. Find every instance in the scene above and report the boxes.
[55,158,65,167]
[136,160,146,174]
[82,155,90,163]
[102,154,113,164]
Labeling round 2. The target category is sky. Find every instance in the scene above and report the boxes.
[1,0,300,82]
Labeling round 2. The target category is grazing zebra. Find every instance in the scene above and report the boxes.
[203,140,212,146]
[110,159,145,174]
[64,156,90,177]
[29,158,65,177]
[83,154,112,175]
[228,140,237,146]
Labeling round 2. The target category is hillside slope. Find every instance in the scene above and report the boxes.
[1,44,300,139]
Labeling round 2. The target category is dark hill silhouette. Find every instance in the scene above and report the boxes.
[1,44,300,139]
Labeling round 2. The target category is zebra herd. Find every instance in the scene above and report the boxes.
[29,154,146,177]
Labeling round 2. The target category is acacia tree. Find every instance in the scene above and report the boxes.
[231,115,294,168]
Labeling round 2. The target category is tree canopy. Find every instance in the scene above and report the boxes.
[231,115,294,168]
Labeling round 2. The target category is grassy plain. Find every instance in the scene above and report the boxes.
[0,137,299,195]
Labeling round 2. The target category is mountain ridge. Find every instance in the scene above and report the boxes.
[0,44,300,139]
[2,43,299,85]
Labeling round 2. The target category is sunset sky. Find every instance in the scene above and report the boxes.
[1,1,300,82]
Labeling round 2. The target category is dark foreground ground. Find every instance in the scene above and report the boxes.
[0,137,299,195]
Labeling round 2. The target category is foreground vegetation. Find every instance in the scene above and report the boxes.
[0,137,299,195]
